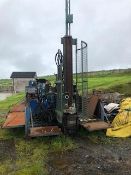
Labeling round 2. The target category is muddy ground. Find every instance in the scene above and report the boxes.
[47,135,131,175]
[0,133,131,175]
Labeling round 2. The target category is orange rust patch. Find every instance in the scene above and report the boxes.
[81,121,111,131]
[3,112,25,128]
[29,126,62,137]
[10,103,26,112]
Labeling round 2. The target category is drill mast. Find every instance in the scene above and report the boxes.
[65,0,73,36]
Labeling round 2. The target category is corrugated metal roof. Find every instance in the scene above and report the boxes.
[10,72,37,78]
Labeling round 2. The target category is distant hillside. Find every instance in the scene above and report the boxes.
[0,69,131,96]
[42,70,131,96]
[0,79,12,87]
[88,72,131,96]
[88,68,131,76]
[42,68,131,79]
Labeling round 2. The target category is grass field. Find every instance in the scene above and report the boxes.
[44,71,131,95]
[1,71,131,93]
[0,93,25,113]
[0,70,131,174]
[0,79,12,87]
[88,72,131,95]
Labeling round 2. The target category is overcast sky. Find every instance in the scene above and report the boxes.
[0,0,131,78]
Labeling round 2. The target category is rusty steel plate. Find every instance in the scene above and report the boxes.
[81,121,111,132]
[29,126,62,137]
[10,102,25,112]
[87,95,99,118]
[3,112,25,128]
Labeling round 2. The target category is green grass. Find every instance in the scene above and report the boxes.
[42,72,131,95]
[88,72,131,92]
[42,75,56,84]
[50,136,77,152]
[0,79,12,87]
[0,93,25,113]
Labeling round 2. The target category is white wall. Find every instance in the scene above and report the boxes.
[13,78,34,92]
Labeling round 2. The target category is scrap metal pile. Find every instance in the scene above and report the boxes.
[80,92,121,131]
[82,91,131,138]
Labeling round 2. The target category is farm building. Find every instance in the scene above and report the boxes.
[10,72,37,93]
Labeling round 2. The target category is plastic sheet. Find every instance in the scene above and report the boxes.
[106,98,131,137]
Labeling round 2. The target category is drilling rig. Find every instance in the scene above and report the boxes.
[3,1,111,135]
[24,0,88,137]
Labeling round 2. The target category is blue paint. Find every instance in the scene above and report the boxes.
[25,107,31,136]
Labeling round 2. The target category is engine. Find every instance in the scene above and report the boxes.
[25,79,57,128]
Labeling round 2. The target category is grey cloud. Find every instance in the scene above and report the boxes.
[0,0,131,78]
[72,0,131,70]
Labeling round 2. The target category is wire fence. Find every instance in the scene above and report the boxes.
[76,41,88,119]
[0,86,13,92]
